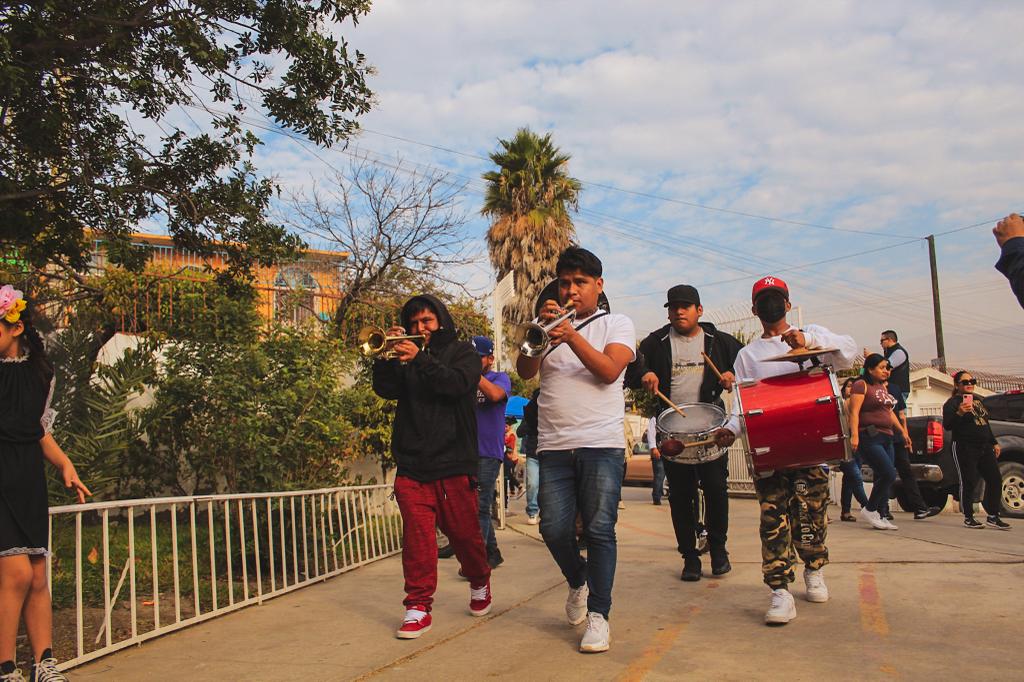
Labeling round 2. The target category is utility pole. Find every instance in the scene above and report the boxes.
[926,235,946,372]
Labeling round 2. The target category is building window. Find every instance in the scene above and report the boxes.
[273,267,320,325]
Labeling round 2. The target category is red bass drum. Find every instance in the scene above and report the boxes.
[734,367,851,477]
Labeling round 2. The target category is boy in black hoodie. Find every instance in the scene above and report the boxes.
[373,295,493,639]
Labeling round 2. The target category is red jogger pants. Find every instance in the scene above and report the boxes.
[394,474,491,611]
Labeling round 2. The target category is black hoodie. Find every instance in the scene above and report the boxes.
[372,294,480,482]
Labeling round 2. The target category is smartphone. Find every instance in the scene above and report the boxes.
[962,394,974,408]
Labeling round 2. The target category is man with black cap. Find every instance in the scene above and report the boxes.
[472,335,512,569]
[626,284,743,582]
[724,276,857,626]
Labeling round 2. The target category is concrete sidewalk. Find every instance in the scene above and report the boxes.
[73,487,1024,680]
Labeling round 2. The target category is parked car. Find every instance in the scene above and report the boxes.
[904,391,1024,518]
[624,442,670,497]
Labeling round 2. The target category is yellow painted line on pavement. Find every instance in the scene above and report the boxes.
[858,565,889,637]
[617,607,698,682]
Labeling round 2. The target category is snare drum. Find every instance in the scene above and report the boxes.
[655,403,728,465]
[734,367,851,477]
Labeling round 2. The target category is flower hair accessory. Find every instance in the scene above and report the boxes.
[0,285,27,324]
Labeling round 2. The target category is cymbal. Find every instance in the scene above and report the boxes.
[764,346,840,362]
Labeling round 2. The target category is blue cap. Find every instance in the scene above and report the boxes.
[472,336,494,356]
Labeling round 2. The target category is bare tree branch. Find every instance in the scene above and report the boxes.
[280,156,475,335]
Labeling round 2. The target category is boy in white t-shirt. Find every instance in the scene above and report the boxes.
[517,247,635,654]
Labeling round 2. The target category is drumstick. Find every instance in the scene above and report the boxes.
[654,389,686,418]
[701,352,724,382]
[681,438,717,449]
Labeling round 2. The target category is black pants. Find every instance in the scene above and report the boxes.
[893,439,927,512]
[951,441,1002,518]
[664,456,729,558]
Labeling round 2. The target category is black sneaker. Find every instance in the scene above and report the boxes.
[986,515,1011,530]
[710,550,732,576]
[487,548,504,569]
[1,659,24,682]
[31,649,66,682]
[681,556,702,582]
[914,506,942,520]
[883,511,895,521]
[652,499,662,506]
[964,517,984,529]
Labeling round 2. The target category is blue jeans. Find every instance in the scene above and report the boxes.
[858,432,896,513]
[538,447,624,619]
[839,453,868,512]
[525,456,540,517]
[651,456,666,503]
[477,457,503,553]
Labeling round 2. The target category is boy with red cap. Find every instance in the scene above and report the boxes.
[725,276,857,625]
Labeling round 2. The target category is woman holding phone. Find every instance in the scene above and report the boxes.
[848,354,908,530]
[942,371,1010,530]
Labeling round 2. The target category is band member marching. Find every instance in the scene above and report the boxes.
[517,247,636,653]
[725,276,857,625]
[372,294,493,639]
[626,284,742,581]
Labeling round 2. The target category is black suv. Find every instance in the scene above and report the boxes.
[904,391,1024,518]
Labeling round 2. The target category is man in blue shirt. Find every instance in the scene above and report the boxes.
[473,336,512,569]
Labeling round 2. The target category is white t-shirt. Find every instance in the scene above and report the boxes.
[726,323,857,435]
[669,328,704,404]
[537,312,636,451]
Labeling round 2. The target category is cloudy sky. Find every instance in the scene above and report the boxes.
[252,1,1024,372]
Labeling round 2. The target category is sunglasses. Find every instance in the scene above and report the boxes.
[959,379,977,386]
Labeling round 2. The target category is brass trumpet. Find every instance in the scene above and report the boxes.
[517,302,576,357]
[357,325,425,359]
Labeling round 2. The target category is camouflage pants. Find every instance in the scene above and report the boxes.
[754,465,829,590]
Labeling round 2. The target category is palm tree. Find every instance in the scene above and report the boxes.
[482,128,582,327]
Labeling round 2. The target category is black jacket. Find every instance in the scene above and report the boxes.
[372,295,480,482]
[625,321,743,414]
[942,394,997,446]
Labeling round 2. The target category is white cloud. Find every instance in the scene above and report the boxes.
[248,0,1024,369]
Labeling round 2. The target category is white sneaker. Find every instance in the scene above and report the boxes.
[765,588,797,625]
[566,583,589,625]
[526,515,539,525]
[859,507,888,530]
[579,612,610,653]
[881,517,899,530]
[803,568,829,603]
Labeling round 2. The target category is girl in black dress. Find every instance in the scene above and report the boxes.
[1,285,90,682]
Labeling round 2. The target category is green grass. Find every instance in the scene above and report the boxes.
[49,505,403,610]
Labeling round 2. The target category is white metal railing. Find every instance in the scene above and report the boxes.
[726,443,756,494]
[45,485,401,671]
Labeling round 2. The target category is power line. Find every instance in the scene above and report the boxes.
[356,128,1006,241]
[195,104,1016,332]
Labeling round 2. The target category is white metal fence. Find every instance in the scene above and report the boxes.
[45,485,401,672]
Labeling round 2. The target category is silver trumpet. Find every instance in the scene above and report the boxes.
[518,302,576,357]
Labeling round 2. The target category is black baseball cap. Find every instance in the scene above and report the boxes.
[664,284,701,307]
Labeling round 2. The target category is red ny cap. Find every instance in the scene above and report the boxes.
[751,275,789,303]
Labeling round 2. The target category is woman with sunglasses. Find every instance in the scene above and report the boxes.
[942,372,1010,529]
[848,354,908,530]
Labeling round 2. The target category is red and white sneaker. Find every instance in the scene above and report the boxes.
[395,608,432,639]
[469,581,492,616]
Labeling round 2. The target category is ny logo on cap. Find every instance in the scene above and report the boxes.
[763,277,775,286]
